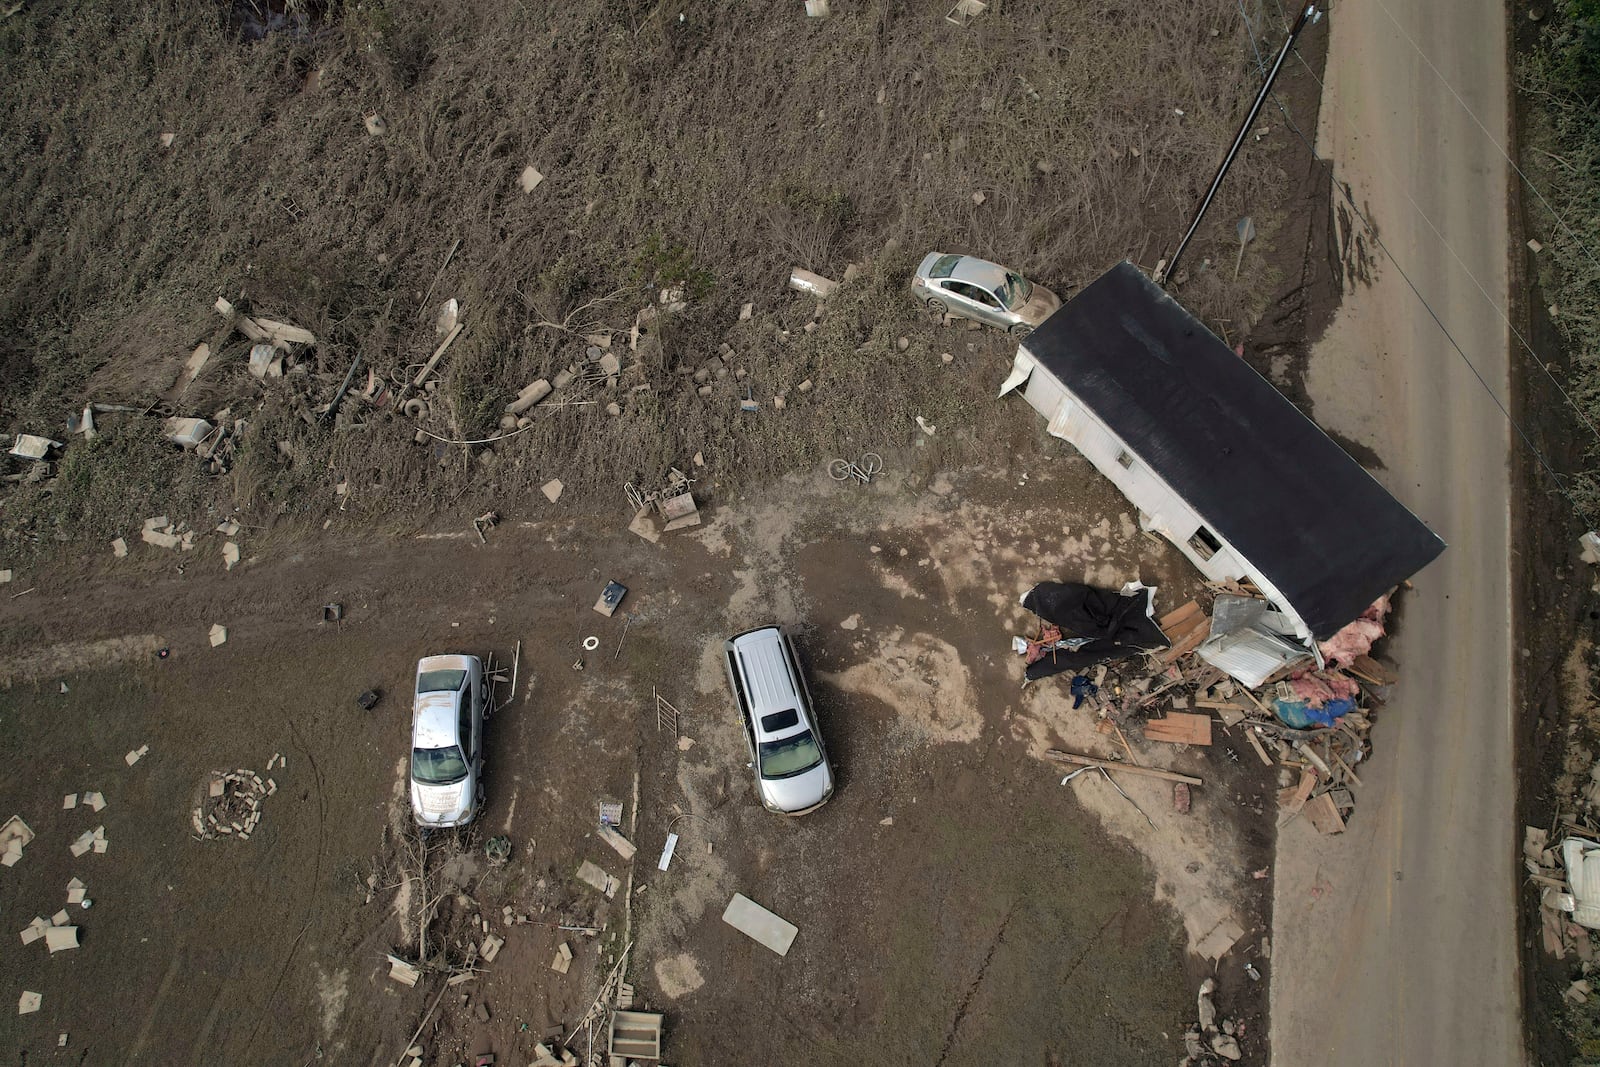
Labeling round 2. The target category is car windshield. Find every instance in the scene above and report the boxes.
[417,669,466,694]
[995,272,1033,310]
[758,730,823,778]
[412,745,468,785]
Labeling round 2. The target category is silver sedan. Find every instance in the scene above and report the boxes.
[911,252,1062,336]
[409,654,486,829]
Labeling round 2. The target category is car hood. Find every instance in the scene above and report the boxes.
[760,761,834,815]
[1018,287,1063,326]
[412,778,474,826]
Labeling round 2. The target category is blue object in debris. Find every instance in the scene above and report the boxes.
[1070,674,1099,710]
[1273,696,1354,729]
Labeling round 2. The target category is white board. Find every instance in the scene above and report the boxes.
[722,893,798,956]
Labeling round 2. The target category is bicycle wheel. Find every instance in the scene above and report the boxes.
[860,453,884,477]
[828,459,850,482]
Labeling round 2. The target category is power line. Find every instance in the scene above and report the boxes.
[1228,7,1600,527]
[1264,19,1600,457]
[1369,0,1600,280]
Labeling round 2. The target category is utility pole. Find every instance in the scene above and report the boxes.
[1154,3,1321,287]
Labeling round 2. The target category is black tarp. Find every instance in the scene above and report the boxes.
[1020,262,1446,639]
[1021,582,1170,681]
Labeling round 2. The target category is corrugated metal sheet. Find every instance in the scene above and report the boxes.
[1564,837,1600,929]
[1197,625,1308,689]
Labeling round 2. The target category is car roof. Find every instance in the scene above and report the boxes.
[413,692,461,750]
[729,628,809,739]
[947,255,1011,291]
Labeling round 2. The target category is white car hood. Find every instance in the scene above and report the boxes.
[1018,288,1063,326]
[760,762,833,814]
[412,779,473,824]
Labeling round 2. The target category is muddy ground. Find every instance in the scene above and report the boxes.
[0,449,1278,1065]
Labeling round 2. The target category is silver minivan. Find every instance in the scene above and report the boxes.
[723,626,835,816]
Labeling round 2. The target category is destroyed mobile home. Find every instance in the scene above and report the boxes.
[1001,261,1445,653]
[1003,263,1444,833]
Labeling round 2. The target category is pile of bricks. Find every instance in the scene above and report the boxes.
[192,768,275,841]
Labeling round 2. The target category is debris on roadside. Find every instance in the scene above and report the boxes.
[1029,578,1400,829]
[387,953,421,987]
[609,1010,665,1061]
[1014,581,1169,681]
[1180,977,1247,1062]
[626,466,701,541]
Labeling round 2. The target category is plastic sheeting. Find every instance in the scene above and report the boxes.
[1019,581,1169,681]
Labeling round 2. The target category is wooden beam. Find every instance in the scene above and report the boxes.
[1244,727,1274,766]
[1045,749,1202,786]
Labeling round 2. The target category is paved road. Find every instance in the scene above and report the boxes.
[1270,0,1523,1064]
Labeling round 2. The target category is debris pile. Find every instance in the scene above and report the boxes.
[191,767,274,841]
[1528,761,1600,963]
[1181,978,1246,1063]
[1023,579,1402,830]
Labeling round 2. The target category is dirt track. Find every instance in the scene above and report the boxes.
[1,461,1276,1065]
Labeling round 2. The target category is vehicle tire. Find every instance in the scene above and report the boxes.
[927,299,948,317]
[1008,323,1034,339]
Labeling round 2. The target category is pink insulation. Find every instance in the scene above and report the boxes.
[1289,670,1361,708]
[1318,594,1391,667]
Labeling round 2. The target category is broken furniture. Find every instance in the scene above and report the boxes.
[608,1010,664,1061]
[626,467,702,538]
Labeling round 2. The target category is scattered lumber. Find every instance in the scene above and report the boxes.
[1045,749,1202,786]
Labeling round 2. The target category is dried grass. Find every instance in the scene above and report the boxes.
[0,0,1290,548]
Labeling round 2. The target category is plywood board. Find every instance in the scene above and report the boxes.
[1143,712,1213,746]
[1305,791,1347,835]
